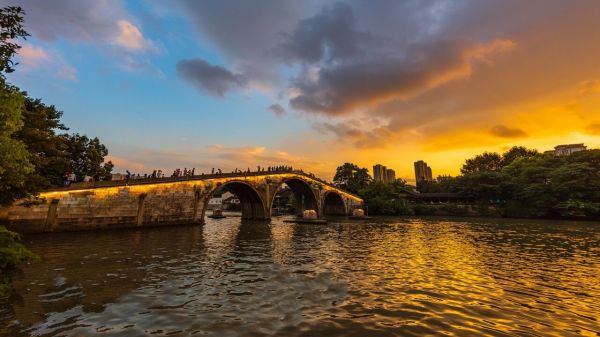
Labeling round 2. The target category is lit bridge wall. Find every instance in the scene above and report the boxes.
[0,172,363,233]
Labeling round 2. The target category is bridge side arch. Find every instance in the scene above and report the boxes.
[201,180,268,221]
[268,176,320,217]
[322,190,348,216]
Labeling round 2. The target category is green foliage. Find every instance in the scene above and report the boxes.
[333,162,371,194]
[500,150,600,219]
[348,145,600,220]
[500,146,538,167]
[359,181,413,215]
[455,170,513,201]
[0,77,33,205]
[460,146,538,175]
[65,134,114,181]
[0,225,37,297]
[14,96,70,190]
[450,147,600,219]
[0,6,28,74]
[461,152,502,174]
[417,175,460,193]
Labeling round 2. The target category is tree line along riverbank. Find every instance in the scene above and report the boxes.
[332,146,600,221]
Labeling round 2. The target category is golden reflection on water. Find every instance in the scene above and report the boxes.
[1,216,600,336]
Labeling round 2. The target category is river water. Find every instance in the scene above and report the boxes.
[1,216,599,336]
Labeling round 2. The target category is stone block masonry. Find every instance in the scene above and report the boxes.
[0,172,363,234]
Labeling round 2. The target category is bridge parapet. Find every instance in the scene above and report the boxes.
[1,171,363,233]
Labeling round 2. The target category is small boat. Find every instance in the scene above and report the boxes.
[207,209,226,219]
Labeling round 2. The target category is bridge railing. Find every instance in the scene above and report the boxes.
[46,170,354,196]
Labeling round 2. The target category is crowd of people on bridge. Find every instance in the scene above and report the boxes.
[62,171,106,186]
[71,164,336,187]
[60,163,340,190]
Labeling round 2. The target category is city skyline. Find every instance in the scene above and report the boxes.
[3,1,600,182]
[372,164,396,183]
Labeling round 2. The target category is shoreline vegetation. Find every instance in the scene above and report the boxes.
[333,146,600,221]
[1,7,113,296]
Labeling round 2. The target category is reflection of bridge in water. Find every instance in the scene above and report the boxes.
[1,170,363,233]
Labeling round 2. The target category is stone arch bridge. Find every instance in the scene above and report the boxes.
[1,171,363,233]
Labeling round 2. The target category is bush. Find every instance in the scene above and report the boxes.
[413,204,438,216]
[0,225,37,297]
[440,204,468,216]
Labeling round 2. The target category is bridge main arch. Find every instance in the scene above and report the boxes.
[269,177,320,217]
[322,191,347,216]
[202,180,267,221]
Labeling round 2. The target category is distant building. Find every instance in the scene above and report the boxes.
[550,143,587,156]
[414,160,433,182]
[386,169,396,182]
[373,164,384,182]
[373,164,396,183]
[208,191,235,208]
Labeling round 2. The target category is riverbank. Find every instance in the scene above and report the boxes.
[367,202,600,222]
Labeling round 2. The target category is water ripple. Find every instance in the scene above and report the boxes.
[1,216,600,336]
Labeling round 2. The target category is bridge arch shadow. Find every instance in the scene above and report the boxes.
[202,181,267,221]
[270,178,319,217]
[323,191,347,216]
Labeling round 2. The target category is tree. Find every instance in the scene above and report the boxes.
[358,181,413,215]
[0,6,36,298]
[14,96,70,190]
[501,150,600,219]
[0,79,33,205]
[455,170,513,202]
[500,146,538,167]
[0,6,28,74]
[0,225,37,296]
[64,134,113,181]
[460,152,502,174]
[333,162,371,194]
[0,5,32,205]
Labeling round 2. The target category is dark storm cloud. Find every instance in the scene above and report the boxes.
[277,2,366,64]
[490,125,527,138]
[290,39,514,115]
[174,0,315,87]
[176,58,246,96]
[268,104,286,116]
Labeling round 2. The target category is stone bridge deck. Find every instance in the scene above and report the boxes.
[0,170,363,233]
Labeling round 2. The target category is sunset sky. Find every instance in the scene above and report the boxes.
[4,0,600,182]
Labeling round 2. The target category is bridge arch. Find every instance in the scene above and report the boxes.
[322,191,347,216]
[270,177,320,217]
[202,180,267,221]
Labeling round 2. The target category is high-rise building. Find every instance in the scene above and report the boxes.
[373,164,396,183]
[373,164,384,182]
[414,160,433,182]
[386,169,396,182]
